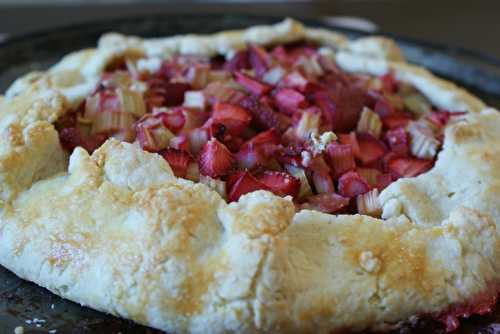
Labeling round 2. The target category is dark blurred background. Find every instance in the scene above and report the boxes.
[0,0,499,59]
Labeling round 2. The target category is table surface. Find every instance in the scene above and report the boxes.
[0,0,499,59]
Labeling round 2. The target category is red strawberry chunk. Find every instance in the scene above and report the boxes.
[235,129,280,170]
[155,108,186,133]
[169,135,189,151]
[248,44,271,77]
[338,171,370,198]
[376,173,393,190]
[198,138,235,178]
[239,96,289,132]
[234,72,272,96]
[303,193,350,214]
[148,81,191,107]
[160,148,192,178]
[326,143,356,178]
[382,113,414,129]
[224,50,249,72]
[385,127,409,155]
[380,72,398,93]
[227,171,270,202]
[256,171,300,197]
[387,156,433,178]
[59,127,107,153]
[212,102,252,134]
[355,133,387,165]
[273,88,307,114]
[338,132,361,157]
[374,99,395,118]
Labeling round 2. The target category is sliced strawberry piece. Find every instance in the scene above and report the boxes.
[239,95,289,132]
[302,193,350,214]
[256,171,300,198]
[248,44,271,77]
[147,81,191,107]
[338,132,361,157]
[380,72,398,93]
[376,173,393,190]
[224,50,249,72]
[313,86,366,133]
[59,127,107,153]
[227,171,270,202]
[385,127,409,155]
[160,148,192,178]
[382,113,414,129]
[235,129,281,170]
[154,108,186,133]
[326,143,356,178]
[273,88,307,114]
[355,133,388,165]
[374,99,395,118]
[387,156,433,178]
[338,171,370,198]
[169,135,189,151]
[198,138,235,178]
[234,72,272,96]
[212,102,252,134]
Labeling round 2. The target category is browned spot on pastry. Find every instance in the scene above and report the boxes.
[47,231,92,267]
[449,123,481,144]
[5,124,24,147]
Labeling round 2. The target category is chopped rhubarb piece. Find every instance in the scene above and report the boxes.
[357,189,382,217]
[387,156,433,178]
[256,171,300,198]
[373,99,395,118]
[357,107,382,138]
[326,143,356,178]
[407,121,440,159]
[309,155,335,194]
[234,72,272,96]
[355,133,387,165]
[381,113,413,129]
[302,193,350,214]
[212,102,252,134]
[380,72,398,93]
[186,162,200,182]
[224,50,249,72]
[338,171,370,198]
[198,138,235,178]
[376,173,393,190]
[295,56,324,77]
[248,44,271,77]
[356,167,381,188]
[284,165,313,198]
[295,110,320,141]
[90,111,136,135]
[227,171,270,202]
[203,81,246,105]
[169,135,189,151]
[184,64,210,89]
[183,90,207,109]
[273,88,307,114]
[160,148,192,178]
[154,108,186,133]
[281,71,312,92]
[385,127,409,155]
[239,95,289,132]
[262,66,286,85]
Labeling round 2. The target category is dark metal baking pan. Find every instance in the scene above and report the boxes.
[0,14,499,334]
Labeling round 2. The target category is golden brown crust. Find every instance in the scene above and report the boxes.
[0,19,499,333]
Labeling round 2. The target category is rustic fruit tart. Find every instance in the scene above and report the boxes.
[1,19,499,334]
[55,40,462,217]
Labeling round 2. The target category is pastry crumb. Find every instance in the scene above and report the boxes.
[14,326,24,334]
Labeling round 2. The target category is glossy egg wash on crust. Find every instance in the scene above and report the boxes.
[55,41,463,216]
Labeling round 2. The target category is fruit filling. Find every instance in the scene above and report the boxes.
[55,41,464,216]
